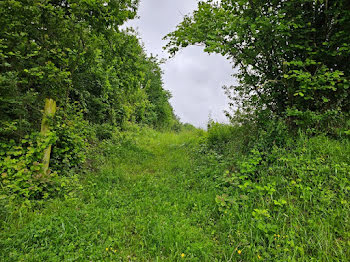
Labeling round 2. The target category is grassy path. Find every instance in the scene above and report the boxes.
[1,130,225,261]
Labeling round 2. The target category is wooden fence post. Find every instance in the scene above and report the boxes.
[41,98,57,174]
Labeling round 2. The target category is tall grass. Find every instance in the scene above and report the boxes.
[1,126,349,261]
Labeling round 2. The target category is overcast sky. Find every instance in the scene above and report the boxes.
[127,0,237,128]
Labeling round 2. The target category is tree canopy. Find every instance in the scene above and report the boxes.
[1,0,178,140]
[0,0,180,199]
[165,0,350,128]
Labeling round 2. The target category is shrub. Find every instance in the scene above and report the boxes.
[286,108,350,136]
[0,132,62,200]
[206,121,261,157]
[94,123,117,141]
[0,103,90,200]
[50,104,92,177]
[207,122,234,147]
[214,134,350,260]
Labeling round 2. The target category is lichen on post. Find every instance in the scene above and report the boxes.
[40,98,57,175]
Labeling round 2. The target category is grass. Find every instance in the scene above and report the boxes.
[1,127,350,261]
[0,129,227,261]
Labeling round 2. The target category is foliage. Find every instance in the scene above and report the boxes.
[215,134,350,261]
[2,0,350,261]
[165,0,350,129]
[0,0,178,200]
[50,104,92,176]
[0,103,89,201]
[0,0,137,133]
[1,125,349,261]
[0,0,175,134]
[0,102,90,200]
[0,129,223,261]
[201,123,350,260]
[1,132,60,200]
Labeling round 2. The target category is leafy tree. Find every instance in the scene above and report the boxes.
[142,56,175,129]
[0,0,178,198]
[165,0,350,129]
[0,0,139,138]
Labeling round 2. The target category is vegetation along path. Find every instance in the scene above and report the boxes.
[1,130,227,261]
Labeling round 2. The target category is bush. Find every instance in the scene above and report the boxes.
[0,103,91,201]
[50,104,92,177]
[0,132,63,200]
[255,118,289,151]
[206,121,260,157]
[286,108,350,136]
[94,123,117,141]
[207,122,234,147]
[213,134,350,260]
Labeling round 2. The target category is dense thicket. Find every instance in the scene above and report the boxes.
[0,0,177,134]
[0,0,178,199]
[165,0,350,132]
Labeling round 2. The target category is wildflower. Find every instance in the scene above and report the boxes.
[258,255,262,259]
[181,253,185,258]
[106,247,109,251]
[237,250,242,255]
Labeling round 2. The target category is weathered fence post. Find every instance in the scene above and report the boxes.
[41,98,57,174]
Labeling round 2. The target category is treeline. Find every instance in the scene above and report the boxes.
[0,0,180,199]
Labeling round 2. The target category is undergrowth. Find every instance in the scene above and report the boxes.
[1,125,349,261]
[204,122,350,261]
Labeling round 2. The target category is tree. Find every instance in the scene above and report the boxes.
[1,0,180,198]
[165,0,350,128]
[0,0,139,138]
